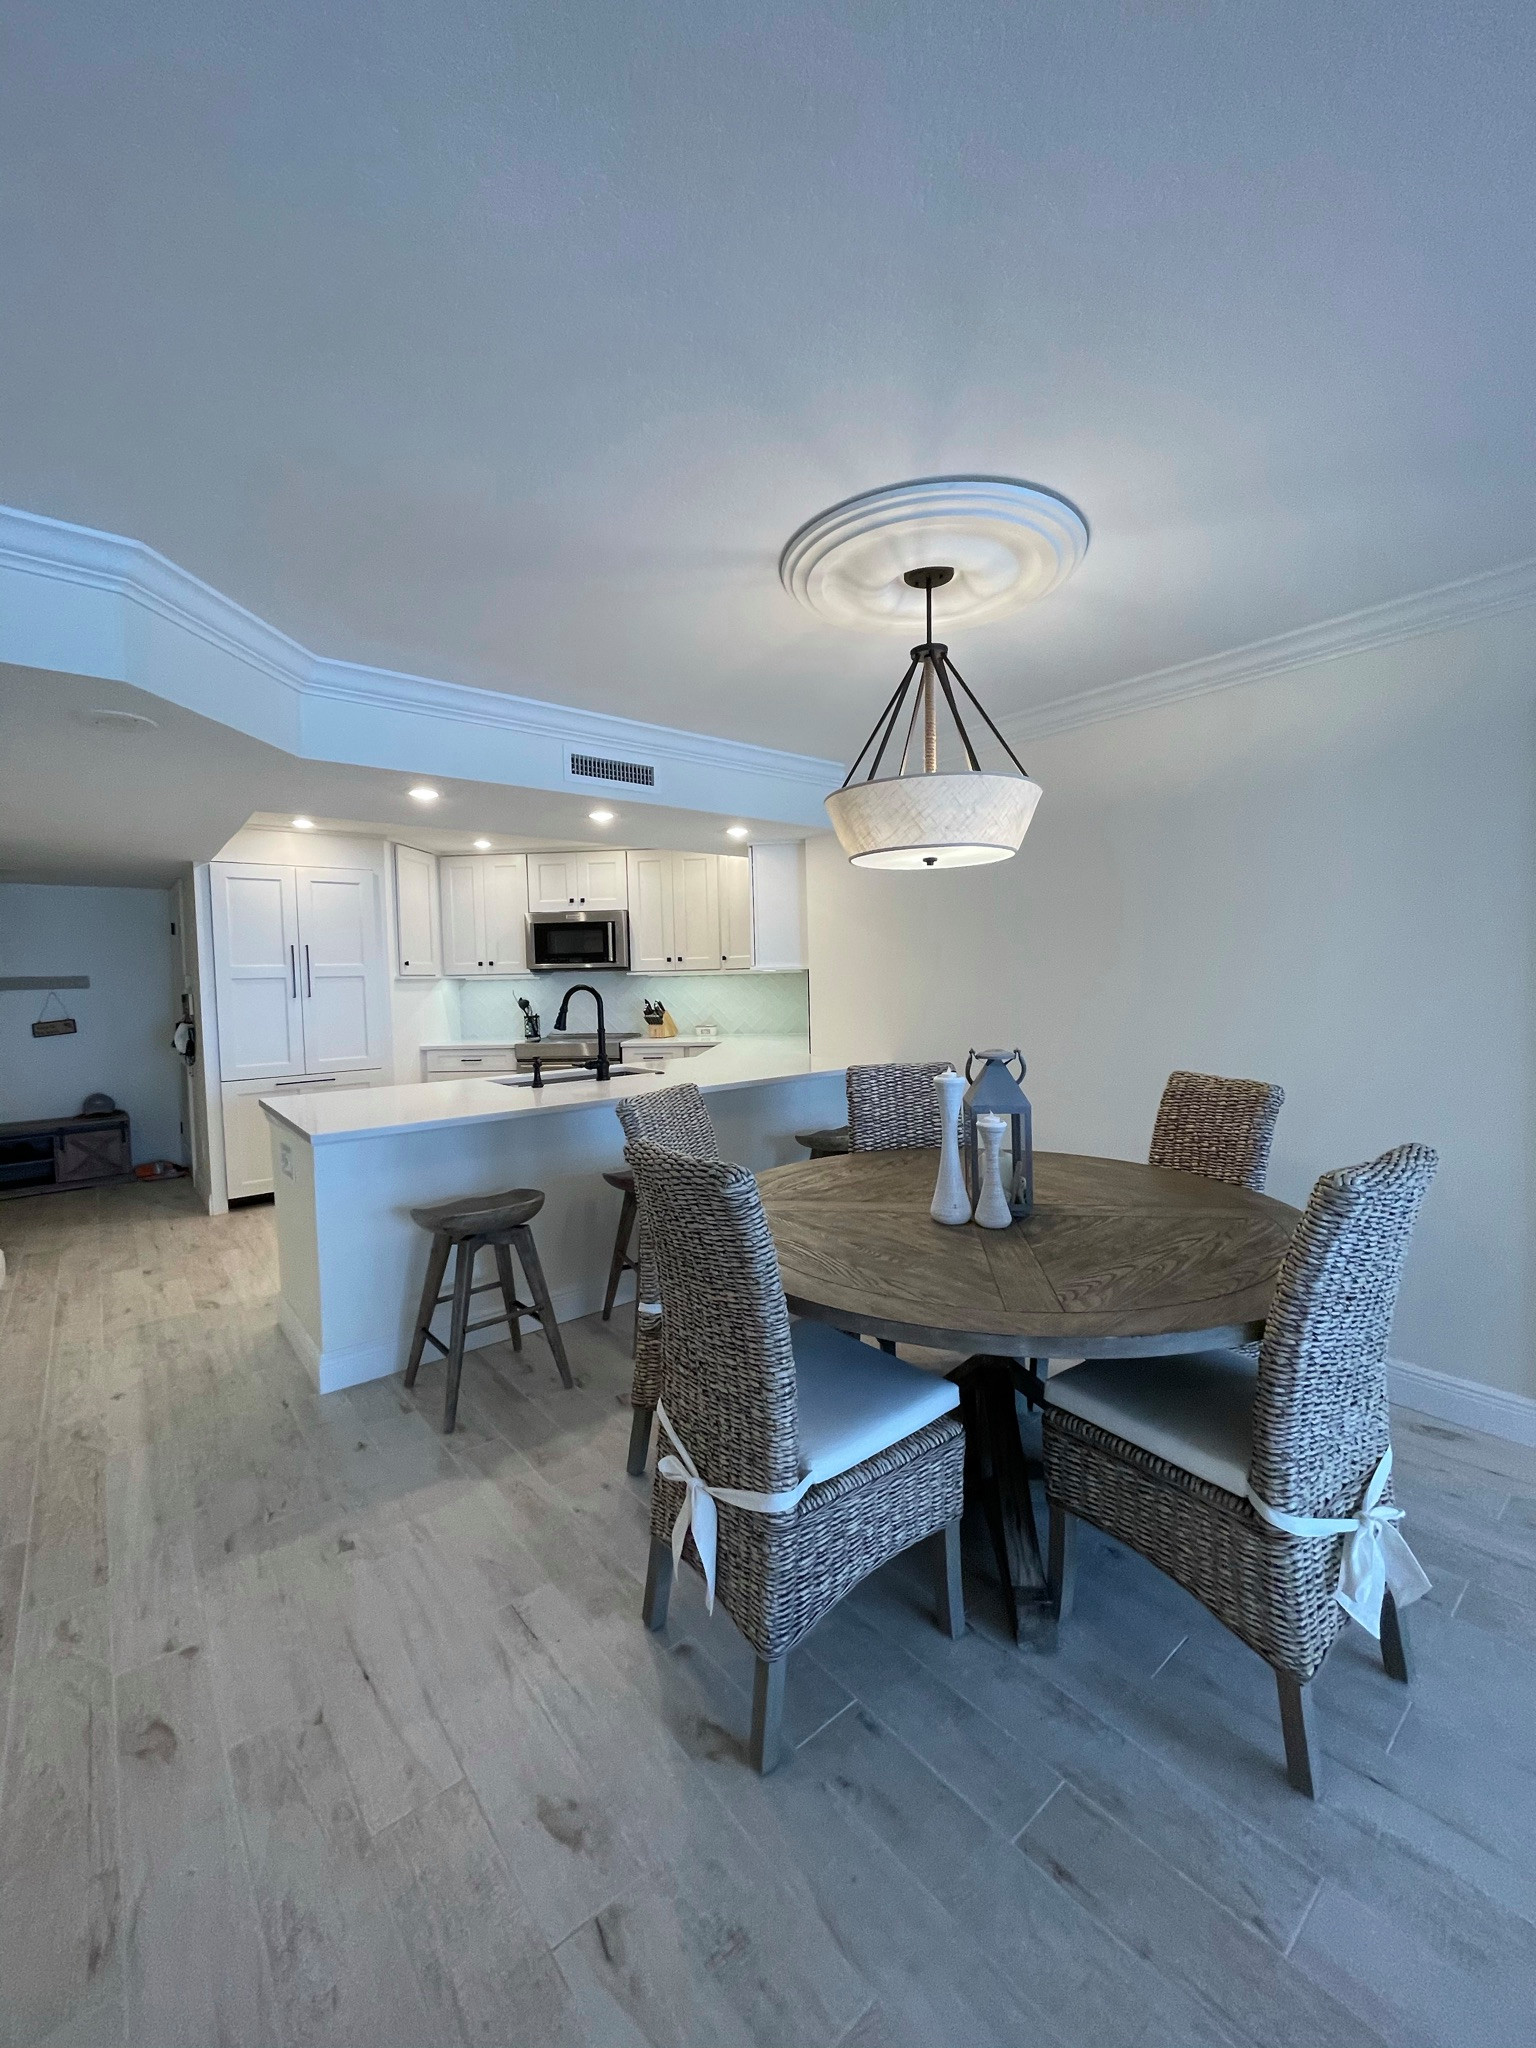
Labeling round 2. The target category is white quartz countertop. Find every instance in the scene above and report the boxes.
[263,1037,827,1144]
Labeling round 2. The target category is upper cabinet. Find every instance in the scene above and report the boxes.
[441,853,528,976]
[527,850,627,912]
[718,854,753,969]
[625,850,721,971]
[749,843,808,970]
[672,851,721,970]
[392,843,441,979]
[626,846,804,972]
[394,839,806,980]
[211,861,390,1080]
[626,850,676,972]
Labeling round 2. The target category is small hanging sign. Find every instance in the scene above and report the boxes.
[32,991,78,1039]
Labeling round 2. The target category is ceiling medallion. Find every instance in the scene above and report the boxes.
[779,474,1088,634]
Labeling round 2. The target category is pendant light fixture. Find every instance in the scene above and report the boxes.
[823,567,1042,869]
[779,475,1086,872]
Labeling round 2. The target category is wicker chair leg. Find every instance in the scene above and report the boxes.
[1380,1592,1413,1683]
[642,1537,672,1632]
[1275,1671,1321,1798]
[1047,1501,1076,1629]
[750,1655,787,1775]
[626,1404,654,1477]
[934,1518,964,1639]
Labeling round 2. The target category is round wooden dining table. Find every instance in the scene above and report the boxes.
[757,1147,1300,1639]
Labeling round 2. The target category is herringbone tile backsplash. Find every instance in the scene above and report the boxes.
[456,971,810,1042]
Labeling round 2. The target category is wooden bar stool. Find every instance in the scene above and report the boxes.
[795,1125,850,1159]
[403,1187,572,1432]
[601,1169,639,1340]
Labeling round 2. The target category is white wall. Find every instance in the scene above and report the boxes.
[808,607,1536,1400]
[0,882,184,1162]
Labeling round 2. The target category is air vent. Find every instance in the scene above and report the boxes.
[569,752,655,788]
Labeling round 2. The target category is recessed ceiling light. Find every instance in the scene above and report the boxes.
[408,786,440,804]
[291,816,316,831]
[472,838,492,850]
[726,825,750,840]
[588,808,615,825]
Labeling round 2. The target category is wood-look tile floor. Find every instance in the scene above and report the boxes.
[1,1181,1534,2047]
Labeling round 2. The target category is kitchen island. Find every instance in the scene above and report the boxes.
[261,1037,844,1392]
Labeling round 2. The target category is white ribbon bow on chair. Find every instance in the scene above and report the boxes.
[654,1401,814,1613]
[1247,1447,1432,1638]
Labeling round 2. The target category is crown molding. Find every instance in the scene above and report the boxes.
[1003,555,1536,745]
[0,503,841,824]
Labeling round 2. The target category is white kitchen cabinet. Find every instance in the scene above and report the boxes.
[578,850,628,909]
[718,854,753,969]
[750,842,808,970]
[626,849,675,971]
[212,860,390,1081]
[421,1046,519,1079]
[484,856,529,970]
[209,863,305,1080]
[625,850,722,971]
[440,857,482,975]
[440,853,528,975]
[527,850,628,912]
[392,843,441,979]
[221,1075,380,1199]
[527,852,578,913]
[295,867,390,1072]
[673,851,721,969]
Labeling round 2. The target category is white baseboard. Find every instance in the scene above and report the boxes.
[1389,1356,1536,1449]
[278,1275,629,1395]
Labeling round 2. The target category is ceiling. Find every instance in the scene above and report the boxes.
[0,664,796,886]
[2,2,1532,760]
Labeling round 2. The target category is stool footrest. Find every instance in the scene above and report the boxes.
[433,1278,506,1307]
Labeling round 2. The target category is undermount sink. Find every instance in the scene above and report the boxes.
[494,1065,647,1089]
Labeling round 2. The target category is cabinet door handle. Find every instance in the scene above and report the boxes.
[290,945,297,996]
[304,945,312,997]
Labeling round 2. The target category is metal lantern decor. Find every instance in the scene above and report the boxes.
[962,1048,1034,1221]
[823,567,1044,869]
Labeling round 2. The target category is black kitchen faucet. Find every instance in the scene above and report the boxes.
[552,983,611,1081]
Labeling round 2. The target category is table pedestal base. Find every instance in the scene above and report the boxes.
[952,1355,1052,1642]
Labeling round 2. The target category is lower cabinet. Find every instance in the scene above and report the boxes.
[220,1075,381,1200]
[421,1048,518,1080]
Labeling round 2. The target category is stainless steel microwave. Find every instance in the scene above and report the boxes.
[527,909,630,972]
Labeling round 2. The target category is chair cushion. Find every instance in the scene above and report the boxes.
[791,1319,960,1487]
[410,1186,545,1237]
[1044,1349,1258,1497]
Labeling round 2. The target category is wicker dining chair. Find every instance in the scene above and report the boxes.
[627,1138,966,1772]
[1042,1142,1437,1797]
[846,1061,951,1152]
[614,1083,720,1475]
[1149,1070,1285,1192]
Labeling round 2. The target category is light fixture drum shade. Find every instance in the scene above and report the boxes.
[825,771,1042,869]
